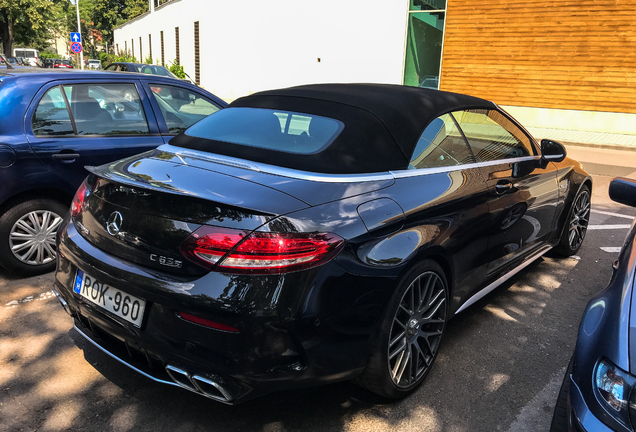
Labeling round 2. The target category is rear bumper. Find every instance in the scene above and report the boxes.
[71,317,238,403]
[55,218,379,403]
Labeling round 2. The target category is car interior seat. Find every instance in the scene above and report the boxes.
[74,95,113,135]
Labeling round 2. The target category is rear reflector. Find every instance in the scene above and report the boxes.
[180,226,345,274]
[177,312,239,332]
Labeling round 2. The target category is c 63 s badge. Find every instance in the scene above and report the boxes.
[150,254,183,268]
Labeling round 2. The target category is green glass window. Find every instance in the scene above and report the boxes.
[409,0,446,11]
[403,9,445,89]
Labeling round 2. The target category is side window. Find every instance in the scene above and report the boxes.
[64,83,150,135]
[150,84,221,134]
[118,65,128,72]
[452,109,534,162]
[409,114,474,169]
[32,86,74,136]
[105,64,117,71]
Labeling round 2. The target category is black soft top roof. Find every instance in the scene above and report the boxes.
[171,83,497,174]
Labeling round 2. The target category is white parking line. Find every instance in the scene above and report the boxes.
[601,247,622,253]
[591,210,635,220]
[4,291,54,309]
[588,224,632,230]
[506,367,566,432]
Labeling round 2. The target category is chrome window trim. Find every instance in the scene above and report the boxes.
[158,145,540,184]
[160,145,395,183]
[391,156,540,179]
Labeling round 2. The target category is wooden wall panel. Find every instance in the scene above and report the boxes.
[440,0,636,113]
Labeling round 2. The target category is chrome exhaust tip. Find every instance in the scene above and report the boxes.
[165,365,233,403]
[52,288,71,316]
[192,374,233,402]
[165,365,198,392]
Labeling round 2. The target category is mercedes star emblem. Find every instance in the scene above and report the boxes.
[106,211,123,236]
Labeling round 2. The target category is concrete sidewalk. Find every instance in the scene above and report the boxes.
[529,127,636,151]
[565,145,636,179]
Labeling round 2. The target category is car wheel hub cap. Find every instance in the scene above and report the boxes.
[387,271,447,388]
[9,210,62,266]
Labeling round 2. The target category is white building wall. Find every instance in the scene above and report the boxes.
[114,0,409,101]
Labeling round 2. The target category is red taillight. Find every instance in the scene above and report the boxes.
[71,178,97,217]
[70,182,89,217]
[180,226,345,274]
[177,312,239,332]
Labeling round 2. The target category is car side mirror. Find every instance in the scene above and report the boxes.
[540,139,567,165]
[609,178,636,207]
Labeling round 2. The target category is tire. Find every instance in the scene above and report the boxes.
[554,185,590,256]
[549,356,573,432]
[355,259,448,399]
[0,198,67,276]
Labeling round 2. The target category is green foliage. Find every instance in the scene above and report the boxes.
[40,51,60,60]
[93,0,148,46]
[99,51,109,68]
[168,60,185,79]
[101,52,137,68]
[122,0,148,20]
[0,0,54,55]
[143,54,152,64]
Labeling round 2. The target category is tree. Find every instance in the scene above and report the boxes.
[0,0,54,55]
[93,0,147,47]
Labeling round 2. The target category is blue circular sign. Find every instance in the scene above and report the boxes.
[71,42,82,53]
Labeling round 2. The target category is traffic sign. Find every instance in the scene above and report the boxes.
[71,42,82,53]
[70,32,81,43]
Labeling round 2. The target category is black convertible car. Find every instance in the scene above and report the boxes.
[53,84,591,404]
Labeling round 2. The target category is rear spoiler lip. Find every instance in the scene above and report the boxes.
[83,150,309,216]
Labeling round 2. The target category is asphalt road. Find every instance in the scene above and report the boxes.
[0,158,634,432]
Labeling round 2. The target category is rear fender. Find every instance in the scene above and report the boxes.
[552,159,592,243]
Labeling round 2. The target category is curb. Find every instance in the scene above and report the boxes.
[561,141,636,153]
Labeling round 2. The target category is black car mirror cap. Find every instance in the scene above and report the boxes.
[609,177,636,207]
[540,139,567,164]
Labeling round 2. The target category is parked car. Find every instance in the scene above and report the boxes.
[550,177,636,432]
[53,59,73,69]
[105,62,193,82]
[43,58,59,68]
[87,59,102,70]
[0,68,226,275]
[12,48,42,67]
[105,62,177,78]
[52,84,592,405]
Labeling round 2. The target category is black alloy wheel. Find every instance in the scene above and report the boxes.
[555,185,590,256]
[356,259,448,398]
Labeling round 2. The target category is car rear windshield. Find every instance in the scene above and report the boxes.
[184,107,344,154]
[139,65,173,77]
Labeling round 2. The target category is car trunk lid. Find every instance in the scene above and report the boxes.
[77,154,309,276]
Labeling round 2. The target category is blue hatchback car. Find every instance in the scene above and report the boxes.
[0,68,226,275]
[551,178,636,431]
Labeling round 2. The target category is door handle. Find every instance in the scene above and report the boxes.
[52,153,80,160]
[495,181,513,195]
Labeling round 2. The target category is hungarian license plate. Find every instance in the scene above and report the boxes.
[74,269,146,327]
